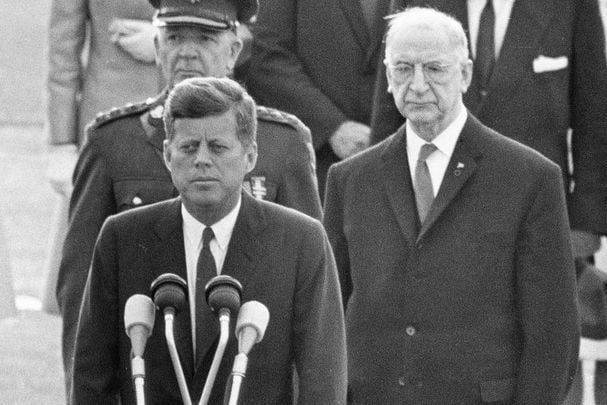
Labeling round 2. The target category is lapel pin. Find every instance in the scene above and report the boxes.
[150,105,164,119]
[457,162,465,169]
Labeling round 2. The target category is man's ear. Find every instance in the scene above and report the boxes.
[227,35,244,72]
[163,139,172,172]
[386,67,394,94]
[245,142,258,174]
[460,59,474,93]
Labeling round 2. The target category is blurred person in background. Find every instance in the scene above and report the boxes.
[57,0,321,395]
[246,0,391,198]
[44,0,160,316]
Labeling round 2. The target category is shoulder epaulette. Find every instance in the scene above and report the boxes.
[85,98,154,135]
[256,105,312,142]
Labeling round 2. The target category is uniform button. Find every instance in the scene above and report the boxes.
[405,326,416,336]
[398,376,406,386]
[480,89,488,98]
[132,196,143,205]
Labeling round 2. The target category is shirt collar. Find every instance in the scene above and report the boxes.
[181,195,242,252]
[406,106,468,159]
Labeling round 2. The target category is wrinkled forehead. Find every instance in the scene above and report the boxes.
[387,26,460,64]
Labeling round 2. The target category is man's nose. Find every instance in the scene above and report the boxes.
[194,146,212,167]
[409,65,429,92]
[178,41,200,58]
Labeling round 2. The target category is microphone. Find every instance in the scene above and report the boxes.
[226,301,270,405]
[198,275,243,405]
[124,294,156,405]
[150,273,192,405]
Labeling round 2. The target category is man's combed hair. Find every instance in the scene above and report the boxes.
[384,7,470,63]
[164,77,257,147]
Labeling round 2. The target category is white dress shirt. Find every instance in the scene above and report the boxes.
[468,0,516,59]
[406,107,468,196]
[181,196,241,354]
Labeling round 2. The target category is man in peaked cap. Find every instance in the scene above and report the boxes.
[58,0,323,398]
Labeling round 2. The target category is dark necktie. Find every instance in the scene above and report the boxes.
[195,227,216,363]
[474,0,495,95]
[414,143,437,223]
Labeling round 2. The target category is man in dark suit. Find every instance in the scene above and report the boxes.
[71,77,347,404]
[57,0,323,392]
[324,8,579,403]
[246,0,391,196]
[371,0,607,264]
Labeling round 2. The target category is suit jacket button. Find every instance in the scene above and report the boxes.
[398,376,406,386]
[405,326,416,336]
[132,196,143,205]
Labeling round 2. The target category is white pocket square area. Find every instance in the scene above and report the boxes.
[532,55,568,73]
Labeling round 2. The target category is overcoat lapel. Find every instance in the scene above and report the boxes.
[338,0,370,51]
[191,193,267,381]
[151,198,195,379]
[417,114,483,242]
[380,126,419,246]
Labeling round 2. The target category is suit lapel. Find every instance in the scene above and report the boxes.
[151,198,195,379]
[468,0,554,114]
[380,126,419,246]
[338,0,370,51]
[417,114,483,242]
[191,193,267,377]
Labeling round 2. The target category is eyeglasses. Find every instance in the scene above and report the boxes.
[387,62,454,83]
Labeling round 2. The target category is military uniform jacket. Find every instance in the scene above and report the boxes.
[56,94,322,380]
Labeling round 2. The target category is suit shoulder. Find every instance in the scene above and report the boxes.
[106,198,178,228]
[84,98,155,137]
[258,198,321,228]
[332,136,387,173]
[484,127,559,171]
[256,105,312,143]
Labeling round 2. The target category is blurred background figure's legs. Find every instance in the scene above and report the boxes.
[41,194,67,314]
[0,216,17,319]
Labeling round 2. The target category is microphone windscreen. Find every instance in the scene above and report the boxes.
[236,301,270,343]
[205,275,243,315]
[150,273,187,313]
[124,294,156,357]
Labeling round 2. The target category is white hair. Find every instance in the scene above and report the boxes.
[384,7,470,63]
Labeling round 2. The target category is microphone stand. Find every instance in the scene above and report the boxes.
[130,355,145,405]
[150,273,192,405]
[198,308,230,405]
[164,306,192,405]
[227,353,247,405]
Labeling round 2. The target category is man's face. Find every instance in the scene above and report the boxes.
[163,112,257,223]
[156,25,242,88]
[386,25,472,139]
